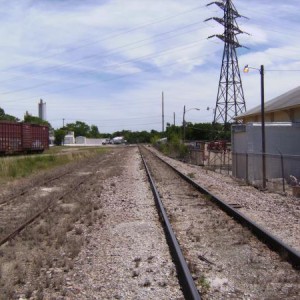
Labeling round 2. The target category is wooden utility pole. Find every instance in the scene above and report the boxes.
[162,91,165,132]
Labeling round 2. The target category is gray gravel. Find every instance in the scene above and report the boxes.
[142,146,300,299]
[63,147,184,300]
[61,146,299,299]
[150,147,300,253]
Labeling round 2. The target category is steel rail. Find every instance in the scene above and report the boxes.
[140,149,201,300]
[146,147,300,269]
[0,170,72,205]
[0,178,87,247]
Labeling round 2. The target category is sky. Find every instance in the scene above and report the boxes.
[0,0,299,133]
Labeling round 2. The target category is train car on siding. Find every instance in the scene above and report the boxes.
[0,121,49,155]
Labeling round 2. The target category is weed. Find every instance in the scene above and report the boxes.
[0,148,105,183]
[132,270,139,278]
[75,227,83,235]
[93,203,101,210]
[133,257,142,268]
[198,275,210,293]
[67,260,74,270]
[25,287,33,298]
[67,237,82,259]
[143,279,151,287]
[36,289,44,300]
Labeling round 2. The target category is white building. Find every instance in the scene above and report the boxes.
[232,86,300,186]
[64,131,75,144]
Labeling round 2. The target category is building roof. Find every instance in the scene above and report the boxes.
[236,85,300,118]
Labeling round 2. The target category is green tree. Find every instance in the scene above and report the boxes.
[65,121,90,137]
[24,114,50,126]
[184,122,231,141]
[0,107,19,121]
[54,129,66,145]
[88,125,101,138]
[165,124,182,140]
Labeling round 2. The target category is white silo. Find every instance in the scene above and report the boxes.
[38,99,46,120]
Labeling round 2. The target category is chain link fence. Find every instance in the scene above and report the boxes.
[184,148,300,194]
[232,152,300,193]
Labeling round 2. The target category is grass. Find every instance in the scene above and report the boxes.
[0,145,110,297]
[198,275,210,294]
[187,172,196,178]
[0,191,99,297]
[0,147,107,183]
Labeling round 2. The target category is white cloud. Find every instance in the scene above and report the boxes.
[0,0,299,132]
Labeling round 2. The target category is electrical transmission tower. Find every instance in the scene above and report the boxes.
[206,0,248,125]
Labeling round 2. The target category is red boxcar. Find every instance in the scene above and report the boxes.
[0,121,49,155]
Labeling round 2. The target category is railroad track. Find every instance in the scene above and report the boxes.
[0,157,102,246]
[140,146,300,299]
[0,151,108,206]
[0,148,130,299]
[140,148,201,300]
[0,169,73,205]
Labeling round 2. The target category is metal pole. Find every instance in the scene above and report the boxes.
[183,105,186,143]
[173,112,175,126]
[162,91,164,132]
[279,152,285,193]
[260,65,266,189]
[246,152,248,184]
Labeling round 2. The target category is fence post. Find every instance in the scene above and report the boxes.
[246,153,248,184]
[280,152,285,193]
[227,151,230,175]
[235,152,238,178]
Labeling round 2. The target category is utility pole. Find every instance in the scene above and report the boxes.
[173,112,175,126]
[162,91,165,132]
[260,65,266,189]
[205,0,247,127]
[62,118,65,146]
[183,105,186,143]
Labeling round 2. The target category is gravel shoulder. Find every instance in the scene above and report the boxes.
[45,146,183,300]
[1,145,299,299]
[142,146,300,299]
[149,146,300,253]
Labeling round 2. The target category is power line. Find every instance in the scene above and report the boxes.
[0,30,213,96]
[0,4,205,74]
[2,52,213,104]
[0,37,209,96]
[0,20,207,89]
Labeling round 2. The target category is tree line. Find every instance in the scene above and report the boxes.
[0,107,230,145]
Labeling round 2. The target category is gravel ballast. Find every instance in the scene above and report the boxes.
[58,147,184,299]
[149,147,300,253]
[1,145,299,299]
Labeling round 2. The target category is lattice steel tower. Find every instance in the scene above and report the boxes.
[206,0,247,125]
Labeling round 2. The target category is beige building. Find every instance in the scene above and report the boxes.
[236,86,300,123]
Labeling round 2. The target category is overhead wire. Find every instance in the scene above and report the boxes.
[0,38,209,96]
[4,2,299,131]
[0,25,212,96]
[0,19,209,88]
[3,51,217,104]
[3,3,298,97]
[0,4,206,73]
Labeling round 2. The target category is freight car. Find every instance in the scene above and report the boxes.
[0,121,49,155]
